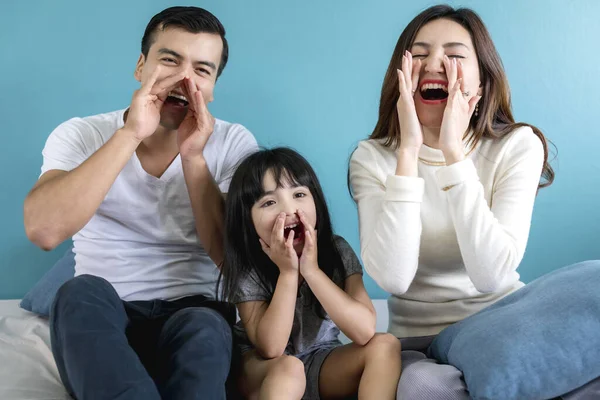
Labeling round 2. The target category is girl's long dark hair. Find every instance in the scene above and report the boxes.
[219,147,345,318]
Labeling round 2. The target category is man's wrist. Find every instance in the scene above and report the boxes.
[115,128,143,149]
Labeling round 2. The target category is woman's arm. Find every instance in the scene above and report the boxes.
[439,128,544,292]
[237,271,299,359]
[350,142,424,295]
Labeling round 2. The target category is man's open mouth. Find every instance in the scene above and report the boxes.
[165,91,189,107]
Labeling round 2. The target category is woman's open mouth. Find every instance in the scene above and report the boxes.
[419,80,449,104]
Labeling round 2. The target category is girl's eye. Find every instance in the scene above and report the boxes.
[447,55,466,59]
[412,54,427,59]
[261,200,275,208]
[294,192,307,198]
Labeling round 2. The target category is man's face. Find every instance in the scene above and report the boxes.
[134,27,223,130]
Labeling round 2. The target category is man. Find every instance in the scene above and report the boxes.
[23,6,257,399]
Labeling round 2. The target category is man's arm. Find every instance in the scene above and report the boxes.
[182,157,226,267]
[25,67,187,251]
[24,128,142,250]
[177,77,257,267]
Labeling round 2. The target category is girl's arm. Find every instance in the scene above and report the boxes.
[237,271,299,359]
[303,270,376,346]
[350,141,424,295]
[440,127,544,292]
[296,214,376,345]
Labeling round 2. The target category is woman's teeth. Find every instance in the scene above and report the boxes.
[420,83,449,92]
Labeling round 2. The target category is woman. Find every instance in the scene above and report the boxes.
[350,5,596,399]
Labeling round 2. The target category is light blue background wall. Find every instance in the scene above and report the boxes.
[1,0,599,299]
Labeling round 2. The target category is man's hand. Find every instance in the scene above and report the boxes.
[178,77,215,161]
[124,67,186,142]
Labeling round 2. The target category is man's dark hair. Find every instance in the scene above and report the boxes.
[141,6,229,77]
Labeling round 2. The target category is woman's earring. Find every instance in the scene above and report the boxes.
[475,103,479,117]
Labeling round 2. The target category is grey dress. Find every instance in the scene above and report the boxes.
[232,235,363,400]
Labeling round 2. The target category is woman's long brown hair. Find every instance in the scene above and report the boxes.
[371,5,555,188]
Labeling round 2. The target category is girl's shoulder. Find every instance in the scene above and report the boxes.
[332,235,363,278]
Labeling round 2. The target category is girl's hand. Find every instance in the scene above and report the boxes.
[298,209,319,278]
[439,56,481,164]
[396,51,424,154]
[260,212,299,274]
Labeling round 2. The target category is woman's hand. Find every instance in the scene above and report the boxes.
[439,56,481,165]
[396,51,423,153]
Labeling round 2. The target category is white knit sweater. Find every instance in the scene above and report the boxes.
[350,126,544,338]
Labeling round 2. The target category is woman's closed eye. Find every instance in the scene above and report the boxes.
[412,54,465,59]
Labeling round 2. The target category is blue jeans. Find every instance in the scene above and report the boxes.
[50,274,236,400]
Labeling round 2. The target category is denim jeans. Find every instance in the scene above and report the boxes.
[50,274,236,400]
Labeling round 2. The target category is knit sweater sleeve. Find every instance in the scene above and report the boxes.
[349,141,424,295]
[435,127,544,293]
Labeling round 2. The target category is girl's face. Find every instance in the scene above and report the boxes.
[411,18,481,129]
[251,169,317,255]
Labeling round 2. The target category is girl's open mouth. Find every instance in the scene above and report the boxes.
[284,221,305,244]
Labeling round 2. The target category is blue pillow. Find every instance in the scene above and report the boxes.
[430,260,600,400]
[20,246,75,316]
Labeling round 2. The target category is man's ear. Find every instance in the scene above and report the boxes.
[134,54,145,82]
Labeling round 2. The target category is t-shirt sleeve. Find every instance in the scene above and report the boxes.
[231,269,272,304]
[41,117,97,176]
[334,236,364,280]
[217,124,258,193]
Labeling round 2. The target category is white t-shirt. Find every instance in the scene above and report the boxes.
[350,126,543,338]
[41,109,258,301]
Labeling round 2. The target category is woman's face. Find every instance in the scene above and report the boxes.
[411,18,482,129]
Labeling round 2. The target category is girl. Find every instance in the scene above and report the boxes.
[221,147,401,400]
[350,4,597,399]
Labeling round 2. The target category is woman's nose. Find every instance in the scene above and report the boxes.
[423,54,446,75]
